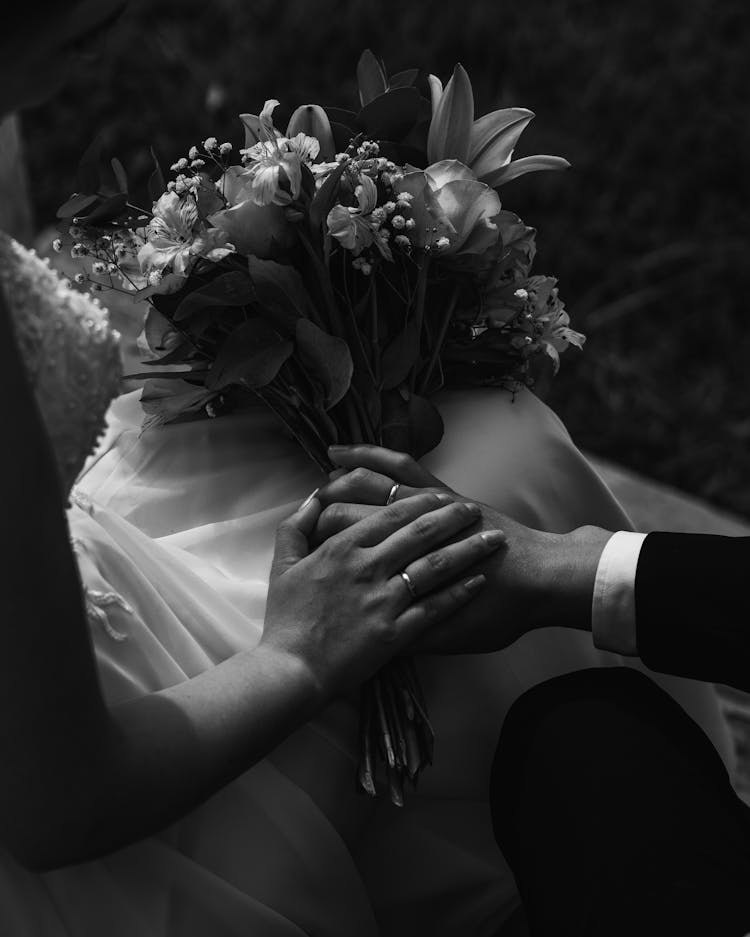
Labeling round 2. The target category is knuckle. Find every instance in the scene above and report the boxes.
[348,467,371,487]
[426,550,448,573]
[377,618,401,644]
[412,514,435,538]
[395,452,415,473]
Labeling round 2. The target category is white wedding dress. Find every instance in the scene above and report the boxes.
[0,233,734,937]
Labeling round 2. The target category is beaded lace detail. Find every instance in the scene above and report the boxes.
[0,233,122,494]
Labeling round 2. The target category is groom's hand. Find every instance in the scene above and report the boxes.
[316,445,610,652]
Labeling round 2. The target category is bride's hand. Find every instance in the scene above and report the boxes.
[261,489,506,700]
[315,445,601,652]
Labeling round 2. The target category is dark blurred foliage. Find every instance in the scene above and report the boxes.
[22,0,750,516]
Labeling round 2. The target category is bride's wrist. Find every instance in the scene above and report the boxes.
[254,640,328,714]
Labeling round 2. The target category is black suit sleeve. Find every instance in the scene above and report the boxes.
[635,532,750,692]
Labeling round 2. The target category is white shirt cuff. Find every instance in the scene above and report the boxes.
[591,531,647,656]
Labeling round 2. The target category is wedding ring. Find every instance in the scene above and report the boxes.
[385,482,401,505]
[400,570,418,600]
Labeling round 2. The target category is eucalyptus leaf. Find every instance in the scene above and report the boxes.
[173,271,255,322]
[295,319,353,409]
[206,318,293,390]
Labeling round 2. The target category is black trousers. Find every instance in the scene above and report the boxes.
[490,668,750,936]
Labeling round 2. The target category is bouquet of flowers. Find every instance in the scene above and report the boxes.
[55,51,584,805]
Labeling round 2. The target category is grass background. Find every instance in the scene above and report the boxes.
[21,0,750,517]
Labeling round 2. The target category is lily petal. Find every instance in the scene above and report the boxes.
[356,174,378,214]
[259,99,281,139]
[239,113,263,148]
[469,109,535,178]
[427,64,474,164]
[425,159,476,188]
[482,155,571,188]
[433,179,501,253]
[427,74,443,118]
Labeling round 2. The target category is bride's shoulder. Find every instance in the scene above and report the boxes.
[0,233,121,494]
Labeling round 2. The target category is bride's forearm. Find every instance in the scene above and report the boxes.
[1,302,324,870]
[10,643,323,870]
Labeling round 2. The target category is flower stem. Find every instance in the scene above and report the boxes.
[417,280,461,395]
[409,256,431,392]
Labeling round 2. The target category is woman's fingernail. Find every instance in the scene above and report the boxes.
[328,445,347,454]
[435,492,453,502]
[466,502,482,515]
[482,530,506,548]
[300,488,320,510]
[464,574,486,592]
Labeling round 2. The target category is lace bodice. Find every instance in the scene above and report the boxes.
[0,232,121,494]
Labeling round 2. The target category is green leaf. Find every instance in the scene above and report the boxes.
[124,365,207,380]
[295,319,353,409]
[140,342,194,367]
[408,393,444,457]
[247,256,316,332]
[111,157,128,194]
[381,389,444,458]
[173,271,255,322]
[76,135,105,194]
[140,378,215,429]
[357,49,389,108]
[148,146,167,203]
[324,107,358,127]
[206,319,293,391]
[308,159,348,232]
[79,193,128,225]
[357,87,420,141]
[380,319,421,390]
[389,68,420,90]
[56,193,99,220]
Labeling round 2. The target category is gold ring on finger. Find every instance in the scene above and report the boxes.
[400,570,418,600]
[385,482,401,505]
